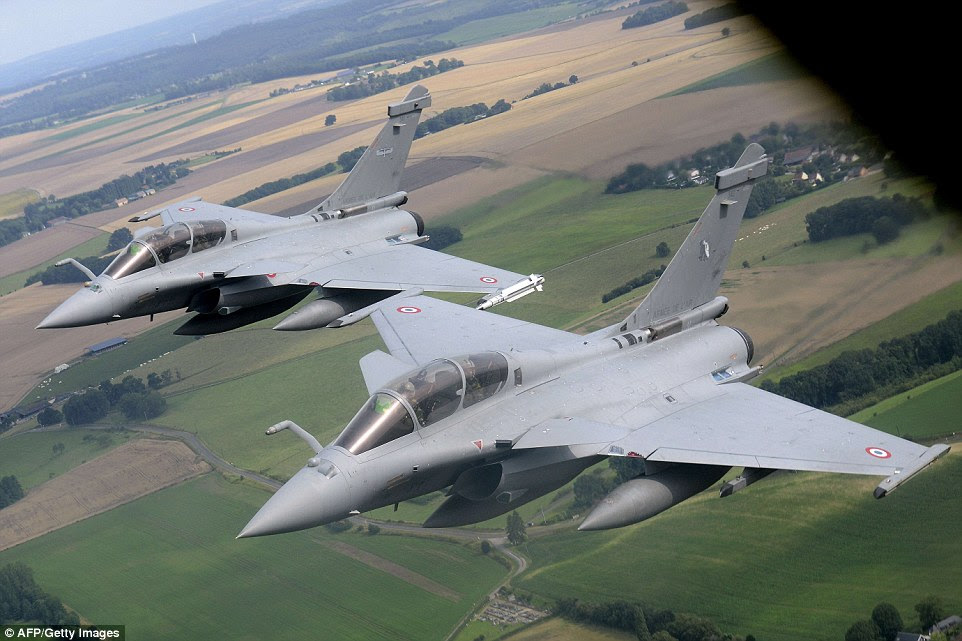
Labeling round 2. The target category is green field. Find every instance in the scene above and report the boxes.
[665,50,810,98]
[0,429,135,489]
[438,3,581,45]
[0,188,40,220]
[853,369,962,440]
[0,232,110,297]
[41,113,144,143]
[514,450,962,641]
[0,473,508,641]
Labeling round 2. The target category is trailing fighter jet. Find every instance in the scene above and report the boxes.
[237,143,949,538]
[37,85,543,335]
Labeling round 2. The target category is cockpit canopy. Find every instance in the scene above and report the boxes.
[102,220,228,279]
[332,352,510,455]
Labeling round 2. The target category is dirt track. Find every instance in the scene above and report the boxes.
[0,439,210,552]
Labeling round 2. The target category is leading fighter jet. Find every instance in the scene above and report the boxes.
[37,85,543,335]
[238,143,949,537]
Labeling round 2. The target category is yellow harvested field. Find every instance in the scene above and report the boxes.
[0,439,210,552]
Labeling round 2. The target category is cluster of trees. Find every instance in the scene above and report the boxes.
[804,194,930,244]
[421,226,463,251]
[522,75,578,100]
[414,100,511,139]
[222,146,366,207]
[761,310,962,416]
[622,1,688,29]
[601,265,666,303]
[555,597,749,641]
[36,407,64,426]
[0,161,189,250]
[106,227,133,252]
[0,562,79,625]
[62,374,170,425]
[683,3,746,29]
[326,58,464,102]
[99,376,168,421]
[844,598,955,641]
[0,476,25,510]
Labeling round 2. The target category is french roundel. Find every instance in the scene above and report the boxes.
[397,306,421,314]
[178,206,196,212]
[865,447,892,459]
[479,276,498,284]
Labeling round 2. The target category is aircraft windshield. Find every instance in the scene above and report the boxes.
[390,359,464,427]
[333,392,416,455]
[103,241,156,279]
[332,354,507,455]
[141,224,191,263]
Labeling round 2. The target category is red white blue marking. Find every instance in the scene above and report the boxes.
[397,306,421,314]
[866,447,892,459]
[479,276,498,284]
[178,206,196,212]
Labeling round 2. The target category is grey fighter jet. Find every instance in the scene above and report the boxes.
[37,85,543,335]
[237,143,949,538]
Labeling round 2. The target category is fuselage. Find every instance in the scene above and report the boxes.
[238,321,754,536]
[37,205,423,330]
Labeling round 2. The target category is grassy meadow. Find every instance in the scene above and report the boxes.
[854,369,962,441]
[0,429,136,489]
[514,449,962,640]
[0,473,508,641]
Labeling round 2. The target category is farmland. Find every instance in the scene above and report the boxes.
[0,473,507,641]
[0,3,959,639]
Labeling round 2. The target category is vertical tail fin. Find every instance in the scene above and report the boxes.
[312,85,431,214]
[606,143,768,335]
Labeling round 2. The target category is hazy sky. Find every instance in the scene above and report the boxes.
[0,0,223,65]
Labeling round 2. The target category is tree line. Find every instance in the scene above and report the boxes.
[761,310,962,417]
[522,75,578,100]
[414,100,511,139]
[683,3,746,29]
[421,226,463,250]
[601,265,666,303]
[0,161,189,250]
[0,562,79,625]
[326,59,464,102]
[0,476,25,510]
[804,194,930,244]
[844,598,957,641]
[555,596,752,641]
[622,1,688,29]
[222,146,365,208]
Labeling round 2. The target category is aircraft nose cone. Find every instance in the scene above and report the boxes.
[237,465,353,538]
[36,287,114,329]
